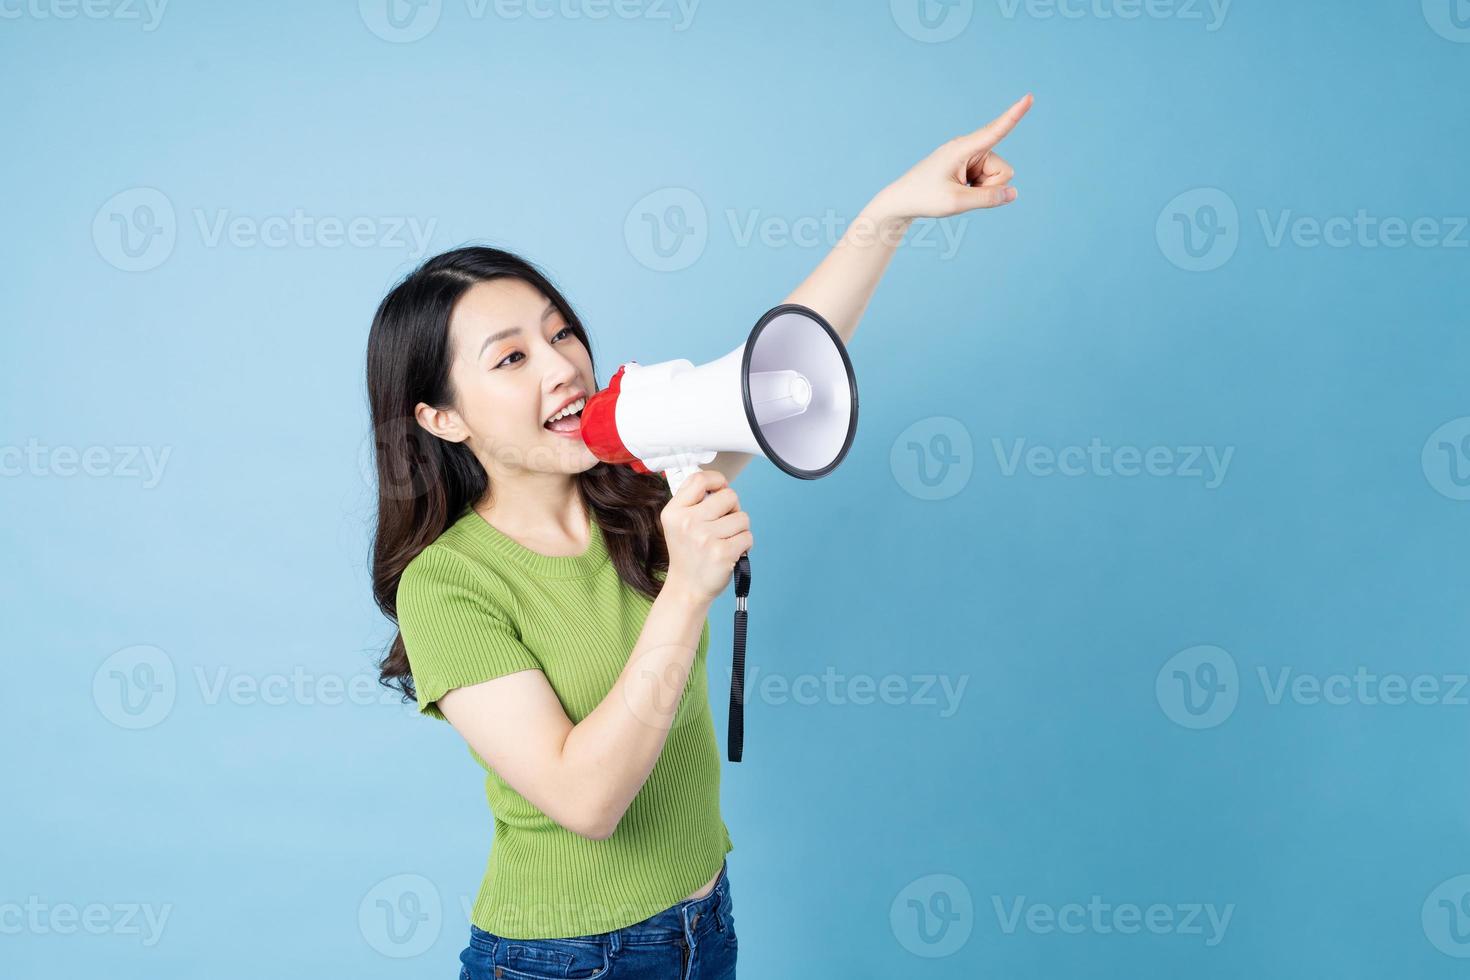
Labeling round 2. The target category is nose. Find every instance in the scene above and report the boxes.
[541,341,581,392]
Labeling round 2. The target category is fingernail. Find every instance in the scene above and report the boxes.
[1006,187,1018,202]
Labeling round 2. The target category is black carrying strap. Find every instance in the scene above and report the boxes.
[727,553,751,763]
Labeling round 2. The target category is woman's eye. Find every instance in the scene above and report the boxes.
[494,329,571,368]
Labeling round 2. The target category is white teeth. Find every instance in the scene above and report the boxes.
[546,397,586,424]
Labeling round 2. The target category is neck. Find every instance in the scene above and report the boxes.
[475,468,586,539]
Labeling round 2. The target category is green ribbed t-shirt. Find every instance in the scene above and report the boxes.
[395,503,734,940]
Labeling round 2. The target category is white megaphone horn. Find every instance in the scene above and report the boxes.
[578,303,858,765]
[579,303,858,497]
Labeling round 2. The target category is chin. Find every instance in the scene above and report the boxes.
[568,447,601,474]
[538,434,599,475]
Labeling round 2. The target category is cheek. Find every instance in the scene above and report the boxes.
[570,340,595,379]
[458,376,533,442]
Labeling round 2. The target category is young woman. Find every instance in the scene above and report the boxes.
[366,93,1031,980]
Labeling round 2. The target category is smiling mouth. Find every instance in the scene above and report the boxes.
[544,396,586,433]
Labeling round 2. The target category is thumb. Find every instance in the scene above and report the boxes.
[955,184,1017,210]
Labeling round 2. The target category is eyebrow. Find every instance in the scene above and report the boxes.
[478,302,559,359]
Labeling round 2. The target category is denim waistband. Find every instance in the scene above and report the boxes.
[615,860,729,945]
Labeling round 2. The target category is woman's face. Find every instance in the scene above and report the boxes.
[425,276,599,478]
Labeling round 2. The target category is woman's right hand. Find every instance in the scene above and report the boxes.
[660,469,753,606]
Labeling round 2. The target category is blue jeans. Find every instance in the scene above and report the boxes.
[459,861,738,979]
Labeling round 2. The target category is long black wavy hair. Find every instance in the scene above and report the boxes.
[365,246,672,702]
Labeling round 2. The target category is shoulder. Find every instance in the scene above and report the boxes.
[397,535,515,622]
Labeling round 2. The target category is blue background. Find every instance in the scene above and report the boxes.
[4,0,1468,976]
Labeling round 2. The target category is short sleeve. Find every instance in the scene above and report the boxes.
[396,546,543,720]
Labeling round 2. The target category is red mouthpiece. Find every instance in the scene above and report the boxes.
[579,364,651,474]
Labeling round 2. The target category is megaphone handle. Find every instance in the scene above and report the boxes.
[728,553,751,763]
[663,463,703,499]
[660,464,751,763]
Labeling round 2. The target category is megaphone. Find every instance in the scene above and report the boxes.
[581,303,858,493]
[580,303,858,763]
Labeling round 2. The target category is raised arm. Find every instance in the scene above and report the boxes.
[710,92,1034,484]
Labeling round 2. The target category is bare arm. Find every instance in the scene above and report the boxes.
[437,579,712,840]
[433,471,749,842]
[709,93,1034,485]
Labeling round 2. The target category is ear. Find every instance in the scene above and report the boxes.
[413,401,469,444]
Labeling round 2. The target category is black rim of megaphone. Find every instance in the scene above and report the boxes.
[740,303,859,480]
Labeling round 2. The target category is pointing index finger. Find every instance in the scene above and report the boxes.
[962,92,1034,152]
